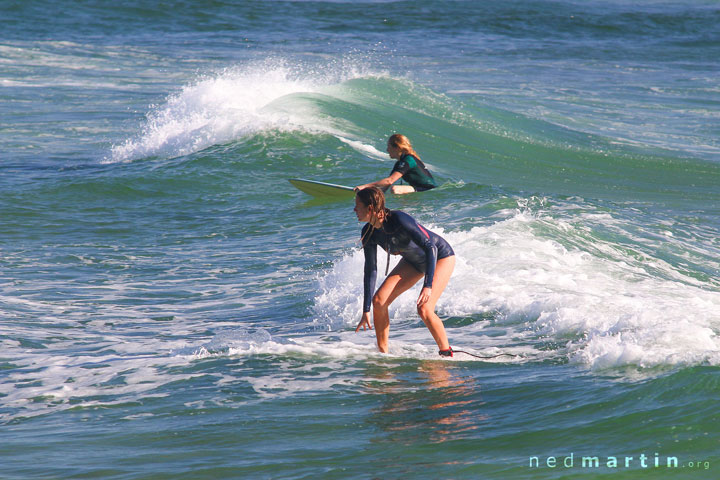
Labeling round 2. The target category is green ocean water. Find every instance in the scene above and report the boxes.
[2,1,720,478]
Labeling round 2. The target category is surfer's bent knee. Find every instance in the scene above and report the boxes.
[417,304,435,319]
[372,292,386,310]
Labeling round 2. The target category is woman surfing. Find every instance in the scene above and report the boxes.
[354,186,455,356]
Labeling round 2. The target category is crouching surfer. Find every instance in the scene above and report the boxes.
[354,186,455,357]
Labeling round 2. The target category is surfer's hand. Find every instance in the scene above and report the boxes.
[417,287,432,307]
[355,312,372,332]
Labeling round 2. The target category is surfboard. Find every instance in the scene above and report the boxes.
[289,178,355,198]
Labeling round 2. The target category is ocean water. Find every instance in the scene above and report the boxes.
[2,1,719,478]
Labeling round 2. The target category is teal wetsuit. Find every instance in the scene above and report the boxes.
[391,154,437,191]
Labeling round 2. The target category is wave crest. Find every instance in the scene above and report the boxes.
[107,59,380,163]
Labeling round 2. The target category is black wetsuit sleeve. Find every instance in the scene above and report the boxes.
[390,158,410,176]
[394,212,438,288]
[362,227,377,313]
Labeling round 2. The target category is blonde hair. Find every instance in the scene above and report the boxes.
[388,133,421,161]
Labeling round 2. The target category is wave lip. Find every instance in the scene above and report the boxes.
[106,58,393,163]
[108,62,336,163]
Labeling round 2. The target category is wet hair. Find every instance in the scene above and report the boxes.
[356,186,390,220]
[388,133,421,161]
[357,187,391,248]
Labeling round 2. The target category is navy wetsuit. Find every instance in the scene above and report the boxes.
[391,154,437,191]
[361,210,454,312]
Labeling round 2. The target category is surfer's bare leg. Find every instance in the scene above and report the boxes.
[371,259,423,353]
[417,255,455,351]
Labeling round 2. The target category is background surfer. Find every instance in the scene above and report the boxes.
[354,187,455,355]
[355,134,438,194]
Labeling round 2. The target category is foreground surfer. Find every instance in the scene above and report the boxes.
[354,134,437,194]
[354,187,455,356]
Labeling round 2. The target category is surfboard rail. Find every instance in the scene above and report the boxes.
[289,178,355,198]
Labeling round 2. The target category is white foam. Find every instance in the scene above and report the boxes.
[335,135,389,161]
[0,348,192,420]
[313,208,720,370]
[108,60,375,163]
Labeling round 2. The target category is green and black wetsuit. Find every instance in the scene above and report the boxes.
[391,154,437,191]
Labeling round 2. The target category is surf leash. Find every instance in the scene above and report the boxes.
[439,346,517,360]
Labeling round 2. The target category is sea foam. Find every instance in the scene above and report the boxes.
[108,59,379,163]
[313,208,720,370]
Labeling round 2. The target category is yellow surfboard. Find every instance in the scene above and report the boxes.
[289,178,355,198]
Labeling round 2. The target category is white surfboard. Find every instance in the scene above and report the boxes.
[289,178,355,198]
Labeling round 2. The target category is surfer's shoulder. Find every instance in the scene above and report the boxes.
[389,210,411,223]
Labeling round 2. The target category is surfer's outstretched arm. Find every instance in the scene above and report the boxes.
[354,171,402,193]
